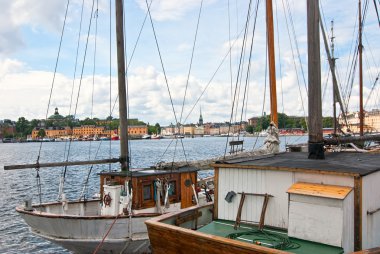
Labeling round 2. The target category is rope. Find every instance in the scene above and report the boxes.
[223,0,254,158]
[274,0,286,145]
[281,0,308,131]
[227,229,300,250]
[92,214,120,254]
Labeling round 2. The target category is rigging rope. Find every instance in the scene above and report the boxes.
[280,0,308,132]
[36,0,70,202]
[144,0,189,166]
[223,0,254,158]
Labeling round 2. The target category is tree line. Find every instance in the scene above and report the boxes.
[3,116,161,139]
[245,113,334,133]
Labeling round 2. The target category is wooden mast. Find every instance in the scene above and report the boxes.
[115,0,129,171]
[358,0,364,136]
[307,0,325,159]
[331,20,337,135]
[266,0,278,127]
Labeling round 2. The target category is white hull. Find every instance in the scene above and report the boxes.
[17,200,170,253]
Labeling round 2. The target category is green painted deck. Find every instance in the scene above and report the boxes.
[197,220,344,254]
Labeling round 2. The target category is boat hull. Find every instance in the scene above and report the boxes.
[17,201,155,253]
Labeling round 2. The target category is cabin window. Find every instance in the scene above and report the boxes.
[143,184,152,200]
[168,181,176,196]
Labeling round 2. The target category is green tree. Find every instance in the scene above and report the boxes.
[245,125,254,133]
[16,117,29,137]
[322,117,333,128]
[37,129,46,138]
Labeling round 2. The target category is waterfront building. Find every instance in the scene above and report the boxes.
[72,125,105,137]
[339,109,380,133]
[194,125,204,136]
[31,127,72,139]
[127,125,148,136]
[183,124,195,136]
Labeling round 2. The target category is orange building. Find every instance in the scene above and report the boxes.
[31,127,72,139]
[72,125,105,137]
[127,125,148,136]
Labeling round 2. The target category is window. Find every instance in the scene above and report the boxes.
[168,181,176,196]
[143,184,152,200]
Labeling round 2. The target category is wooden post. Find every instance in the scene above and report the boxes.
[266,0,278,127]
[115,0,129,171]
[307,0,324,159]
[359,0,364,136]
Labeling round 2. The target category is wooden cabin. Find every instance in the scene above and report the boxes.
[99,167,198,213]
[146,152,380,253]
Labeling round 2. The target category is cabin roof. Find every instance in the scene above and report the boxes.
[287,182,353,199]
[215,152,380,176]
[98,166,198,177]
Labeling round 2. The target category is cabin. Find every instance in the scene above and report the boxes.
[146,152,380,254]
[99,167,198,215]
[213,152,380,253]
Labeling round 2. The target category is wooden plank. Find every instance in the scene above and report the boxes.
[214,167,219,219]
[287,182,352,199]
[175,211,202,226]
[4,158,120,170]
[146,219,288,254]
[354,176,362,251]
[210,163,360,177]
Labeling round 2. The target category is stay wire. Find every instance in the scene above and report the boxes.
[144,0,188,165]
[281,0,308,131]
[374,0,380,28]
[37,0,70,162]
[179,0,203,124]
[223,0,253,158]
[108,0,112,171]
[64,0,96,178]
[109,0,154,119]
[238,1,260,143]
[81,0,99,199]
[62,0,85,179]
[274,0,286,145]
[183,7,254,124]
[36,0,70,203]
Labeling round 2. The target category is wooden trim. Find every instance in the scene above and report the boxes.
[354,176,362,251]
[210,163,360,177]
[146,206,288,254]
[214,167,219,219]
[4,158,120,170]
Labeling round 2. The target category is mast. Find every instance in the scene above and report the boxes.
[307,0,325,159]
[115,0,129,171]
[266,0,278,126]
[330,20,337,135]
[359,0,364,136]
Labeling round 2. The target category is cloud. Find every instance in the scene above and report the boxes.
[135,0,216,21]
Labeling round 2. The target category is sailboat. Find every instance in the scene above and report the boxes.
[146,1,380,253]
[4,1,202,253]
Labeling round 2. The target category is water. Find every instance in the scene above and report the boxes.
[0,135,306,253]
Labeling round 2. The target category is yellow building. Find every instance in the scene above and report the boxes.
[31,127,72,139]
[339,109,380,133]
[72,125,105,137]
[127,125,148,136]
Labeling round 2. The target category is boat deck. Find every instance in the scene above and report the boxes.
[197,220,344,254]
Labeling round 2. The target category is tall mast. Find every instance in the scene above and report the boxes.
[266,0,278,127]
[115,0,129,171]
[330,20,337,135]
[307,0,324,159]
[358,0,364,136]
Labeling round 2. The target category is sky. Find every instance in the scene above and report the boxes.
[0,0,379,126]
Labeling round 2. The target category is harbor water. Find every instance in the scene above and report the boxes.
[0,135,306,253]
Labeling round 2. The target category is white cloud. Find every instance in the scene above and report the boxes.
[135,0,216,21]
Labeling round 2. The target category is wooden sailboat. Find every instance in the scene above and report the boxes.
[4,1,202,253]
[145,1,380,253]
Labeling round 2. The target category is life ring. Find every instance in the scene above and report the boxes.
[103,193,112,207]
